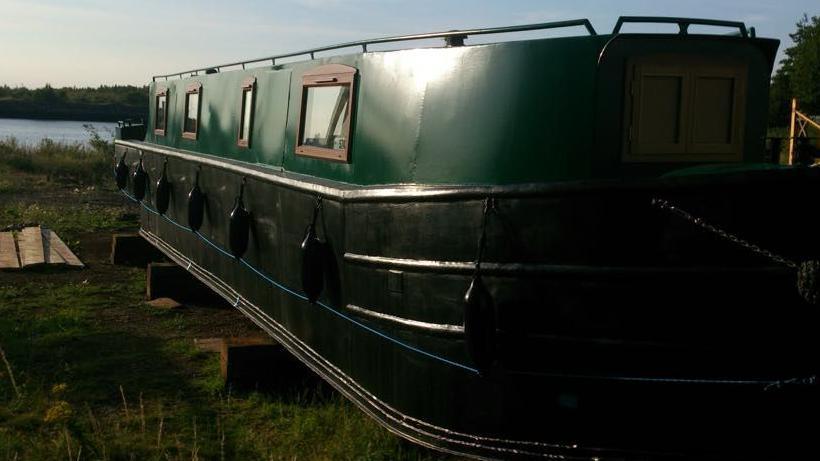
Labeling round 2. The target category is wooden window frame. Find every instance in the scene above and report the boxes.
[237,77,256,148]
[623,55,747,163]
[295,64,356,162]
[182,82,202,140]
[154,87,168,136]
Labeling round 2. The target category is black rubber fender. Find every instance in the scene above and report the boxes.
[114,153,129,190]
[301,225,324,303]
[187,175,206,231]
[155,161,171,215]
[229,195,251,258]
[132,157,148,201]
[463,275,496,373]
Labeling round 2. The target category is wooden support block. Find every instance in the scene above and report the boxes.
[145,297,182,310]
[194,338,225,353]
[194,336,318,389]
[147,262,223,304]
[41,228,65,265]
[18,226,45,268]
[0,232,20,270]
[42,228,83,267]
[221,337,283,387]
[110,233,164,266]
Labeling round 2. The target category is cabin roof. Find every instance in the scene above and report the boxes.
[152,16,756,82]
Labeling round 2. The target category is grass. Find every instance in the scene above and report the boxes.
[0,202,134,243]
[0,128,113,188]
[0,277,431,460]
[0,139,446,460]
[0,133,137,243]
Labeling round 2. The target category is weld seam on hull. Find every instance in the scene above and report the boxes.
[343,252,790,277]
[345,303,464,336]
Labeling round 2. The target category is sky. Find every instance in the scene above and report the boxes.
[0,0,816,88]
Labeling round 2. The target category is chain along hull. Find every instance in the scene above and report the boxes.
[115,140,819,459]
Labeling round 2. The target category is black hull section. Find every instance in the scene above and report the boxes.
[116,141,819,459]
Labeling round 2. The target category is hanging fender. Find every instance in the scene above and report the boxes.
[463,197,497,373]
[301,197,325,303]
[228,179,251,258]
[464,274,496,373]
[155,159,171,215]
[797,260,820,305]
[187,168,206,231]
[114,153,129,190]
[132,156,148,201]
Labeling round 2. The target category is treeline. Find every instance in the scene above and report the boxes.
[769,14,820,127]
[0,84,148,122]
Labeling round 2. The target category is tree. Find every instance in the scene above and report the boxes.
[32,83,61,103]
[770,14,820,126]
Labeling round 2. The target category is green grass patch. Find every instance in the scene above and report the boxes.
[0,131,136,242]
[0,261,442,460]
[0,180,13,194]
[0,202,135,241]
[0,131,113,188]
[0,125,444,460]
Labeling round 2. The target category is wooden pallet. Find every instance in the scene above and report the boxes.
[0,226,84,270]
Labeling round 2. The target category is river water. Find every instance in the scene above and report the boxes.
[0,118,118,146]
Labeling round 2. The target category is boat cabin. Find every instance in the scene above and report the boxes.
[139,17,778,186]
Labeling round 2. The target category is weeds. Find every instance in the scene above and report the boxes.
[119,385,130,420]
[0,344,20,399]
[0,132,112,188]
[0,267,442,461]
[0,132,443,460]
[0,202,134,240]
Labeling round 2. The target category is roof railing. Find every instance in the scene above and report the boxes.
[152,19,597,81]
[612,16,749,38]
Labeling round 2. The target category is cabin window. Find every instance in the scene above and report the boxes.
[183,82,202,140]
[625,56,746,162]
[238,77,256,147]
[296,64,356,162]
[154,88,168,136]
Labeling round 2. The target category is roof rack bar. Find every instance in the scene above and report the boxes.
[152,19,597,80]
[612,16,748,38]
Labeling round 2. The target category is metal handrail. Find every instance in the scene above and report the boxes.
[612,16,748,38]
[152,19,597,81]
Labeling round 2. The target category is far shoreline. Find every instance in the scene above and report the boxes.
[0,112,144,123]
[0,117,120,124]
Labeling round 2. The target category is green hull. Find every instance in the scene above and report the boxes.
[114,17,819,459]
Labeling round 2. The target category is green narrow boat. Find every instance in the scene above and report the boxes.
[114,17,819,459]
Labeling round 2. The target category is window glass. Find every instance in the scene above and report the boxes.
[296,64,356,161]
[184,92,199,134]
[239,88,253,142]
[301,85,350,150]
[155,94,167,131]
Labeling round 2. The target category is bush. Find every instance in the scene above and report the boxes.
[0,133,112,187]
